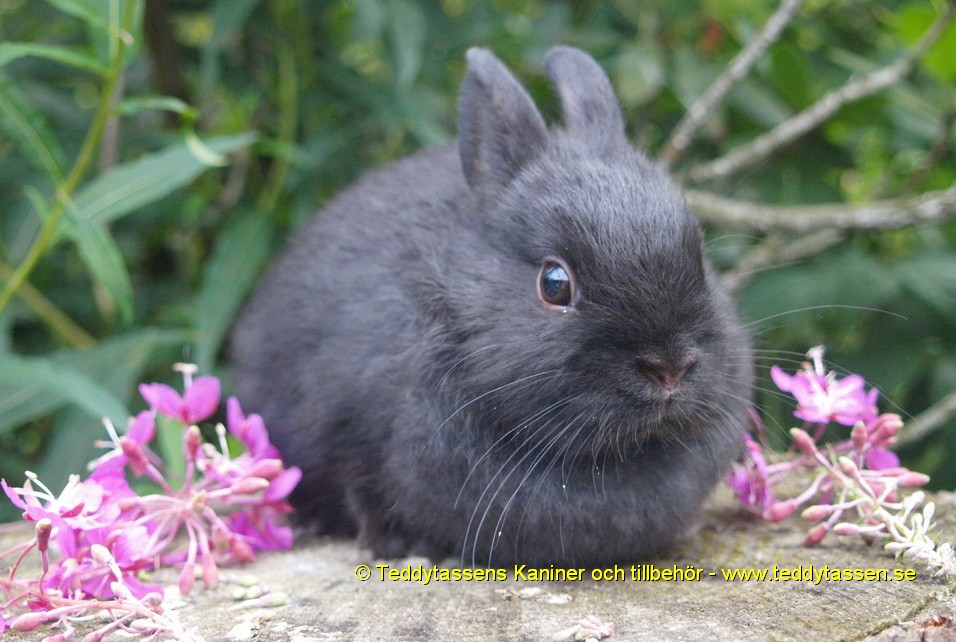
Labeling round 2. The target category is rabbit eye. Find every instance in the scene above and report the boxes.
[537,259,574,308]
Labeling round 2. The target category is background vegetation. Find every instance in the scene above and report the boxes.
[1,0,955,522]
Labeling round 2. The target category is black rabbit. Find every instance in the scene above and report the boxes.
[232,46,752,566]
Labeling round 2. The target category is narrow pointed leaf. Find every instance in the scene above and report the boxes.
[0,79,66,183]
[62,202,134,324]
[193,208,274,373]
[64,132,257,236]
[0,43,107,75]
[0,356,129,430]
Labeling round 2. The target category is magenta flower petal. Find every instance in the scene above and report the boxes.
[183,376,220,423]
[865,448,900,471]
[1,478,28,512]
[226,396,279,459]
[126,410,156,444]
[794,406,831,425]
[769,365,794,392]
[226,396,244,437]
[264,466,302,503]
[139,383,186,420]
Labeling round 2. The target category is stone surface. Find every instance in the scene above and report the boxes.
[3,490,955,641]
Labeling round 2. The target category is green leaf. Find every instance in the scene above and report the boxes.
[671,46,719,110]
[154,413,186,485]
[62,202,135,324]
[63,132,257,237]
[386,0,425,88]
[116,95,198,119]
[0,43,107,75]
[192,208,274,373]
[0,355,130,430]
[729,78,792,128]
[615,43,665,107]
[35,407,104,493]
[895,253,956,323]
[0,330,191,436]
[40,0,108,28]
[0,78,67,183]
[896,4,956,83]
[199,0,261,94]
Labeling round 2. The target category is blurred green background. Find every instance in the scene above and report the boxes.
[1,0,955,522]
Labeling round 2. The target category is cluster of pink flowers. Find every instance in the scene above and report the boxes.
[729,347,954,576]
[0,364,301,640]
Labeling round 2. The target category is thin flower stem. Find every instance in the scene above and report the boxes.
[7,539,36,583]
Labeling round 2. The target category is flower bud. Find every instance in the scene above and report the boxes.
[110,581,135,601]
[837,456,860,477]
[230,477,270,495]
[763,499,798,522]
[247,458,284,480]
[119,436,149,476]
[179,562,196,595]
[804,523,829,546]
[230,536,255,563]
[832,522,862,536]
[801,504,832,521]
[184,425,203,463]
[850,421,867,451]
[10,611,53,631]
[212,524,231,551]
[90,543,115,565]
[35,518,52,553]
[203,553,218,587]
[897,472,930,487]
[869,413,903,445]
[789,428,817,456]
[903,491,926,513]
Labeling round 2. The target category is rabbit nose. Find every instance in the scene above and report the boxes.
[641,355,699,392]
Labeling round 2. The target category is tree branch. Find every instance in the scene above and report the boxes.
[686,186,956,233]
[686,1,956,184]
[896,389,956,446]
[660,0,804,168]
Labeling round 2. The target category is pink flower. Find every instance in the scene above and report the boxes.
[770,347,878,426]
[1,475,123,558]
[0,365,302,642]
[139,376,220,425]
[726,433,775,512]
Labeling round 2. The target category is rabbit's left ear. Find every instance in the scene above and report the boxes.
[545,46,626,154]
[459,47,548,193]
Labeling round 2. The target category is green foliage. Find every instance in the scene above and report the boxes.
[1,0,955,522]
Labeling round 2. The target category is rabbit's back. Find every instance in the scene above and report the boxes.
[232,143,469,527]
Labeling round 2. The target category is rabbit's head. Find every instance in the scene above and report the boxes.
[430,47,749,455]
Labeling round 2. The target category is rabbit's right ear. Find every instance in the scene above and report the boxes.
[458,48,547,193]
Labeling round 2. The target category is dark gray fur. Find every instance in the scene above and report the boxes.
[232,46,753,566]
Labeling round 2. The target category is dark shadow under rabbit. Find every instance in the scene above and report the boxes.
[232,46,753,567]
